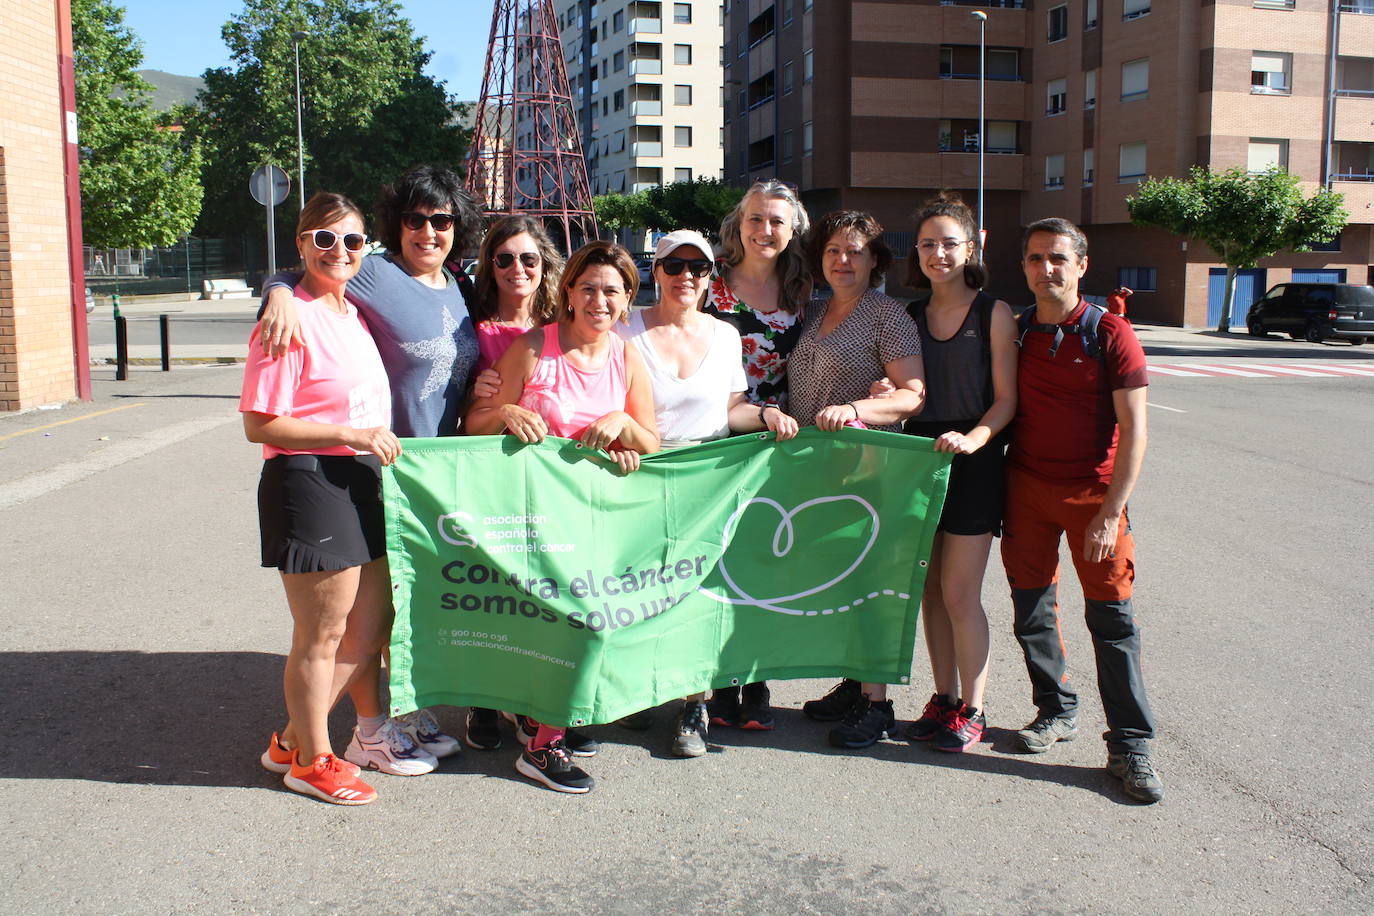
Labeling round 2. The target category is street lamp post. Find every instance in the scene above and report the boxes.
[971,10,987,251]
[292,29,308,212]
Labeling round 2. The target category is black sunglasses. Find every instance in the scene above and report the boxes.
[658,257,712,278]
[400,211,456,231]
[300,229,368,252]
[493,251,541,269]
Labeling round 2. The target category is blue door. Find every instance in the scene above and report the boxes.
[1207,268,1265,326]
[1291,269,1346,283]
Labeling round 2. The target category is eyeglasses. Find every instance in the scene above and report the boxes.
[916,239,972,254]
[400,211,456,232]
[300,229,368,252]
[658,257,712,278]
[493,251,541,269]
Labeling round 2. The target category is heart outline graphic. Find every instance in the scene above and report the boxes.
[703,495,880,615]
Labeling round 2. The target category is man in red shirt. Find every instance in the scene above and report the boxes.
[1106,285,1133,317]
[1002,218,1163,804]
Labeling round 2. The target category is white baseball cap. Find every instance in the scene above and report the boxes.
[653,229,715,264]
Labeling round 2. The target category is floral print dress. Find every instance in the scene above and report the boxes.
[704,274,804,409]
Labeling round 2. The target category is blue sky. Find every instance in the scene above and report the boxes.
[122,0,491,101]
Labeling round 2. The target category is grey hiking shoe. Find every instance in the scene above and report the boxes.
[671,700,709,758]
[1108,752,1165,803]
[1015,715,1078,753]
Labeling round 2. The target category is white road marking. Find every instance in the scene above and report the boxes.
[0,413,237,512]
[1178,364,1271,377]
[1147,366,1210,377]
[1228,364,1339,377]
[1147,402,1187,413]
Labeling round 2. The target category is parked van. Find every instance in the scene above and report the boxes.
[1246,283,1374,345]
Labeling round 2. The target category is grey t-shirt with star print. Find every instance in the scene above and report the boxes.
[264,253,479,437]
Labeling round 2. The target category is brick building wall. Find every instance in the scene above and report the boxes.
[0,2,76,412]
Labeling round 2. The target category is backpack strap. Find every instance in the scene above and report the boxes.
[1017,301,1108,364]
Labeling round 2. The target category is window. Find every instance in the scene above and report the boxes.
[989,49,1021,80]
[804,0,812,9]
[1045,153,1066,189]
[804,49,814,81]
[615,129,626,151]
[1048,5,1068,41]
[1248,138,1289,172]
[1252,52,1292,94]
[1118,267,1157,291]
[674,167,692,182]
[675,126,693,147]
[1253,0,1295,8]
[674,84,691,105]
[674,3,692,24]
[1083,148,1095,185]
[783,60,795,94]
[1085,70,1097,108]
[784,0,794,25]
[803,120,813,155]
[748,8,775,46]
[1121,58,1149,100]
[1119,141,1147,182]
[674,43,692,65]
[1086,0,1099,28]
[614,89,624,110]
[613,50,624,72]
[602,97,609,116]
[1047,78,1067,114]
[987,121,1018,153]
[613,9,624,31]
[782,129,794,162]
[1123,0,1150,19]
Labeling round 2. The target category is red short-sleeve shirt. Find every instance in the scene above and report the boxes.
[1008,300,1148,483]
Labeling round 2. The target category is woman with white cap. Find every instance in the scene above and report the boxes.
[617,228,798,757]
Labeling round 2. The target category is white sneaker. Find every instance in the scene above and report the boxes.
[344,720,438,776]
[394,708,462,758]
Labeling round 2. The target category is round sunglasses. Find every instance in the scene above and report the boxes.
[300,229,368,252]
[400,211,456,231]
[493,251,541,269]
[658,257,712,278]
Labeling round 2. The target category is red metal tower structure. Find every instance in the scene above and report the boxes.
[466,0,598,253]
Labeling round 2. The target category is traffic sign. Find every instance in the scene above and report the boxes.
[249,165,290,207]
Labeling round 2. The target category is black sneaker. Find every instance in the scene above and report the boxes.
[1107,752,1164,803]
[738,682,775,730]
[502,711,538,744]
[827,697,896,749]
[707,686,740,727]
[671,700,709,758]
[903,693,960,742]
[616,708,654,730]
[563,727,599,758]
[515,740,595,794]
[1015,715,1078,753]
[802,679,863,722]
[931,705,986,753]
[464,707,501,751]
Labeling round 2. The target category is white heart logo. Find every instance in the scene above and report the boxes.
[705,495,879,616]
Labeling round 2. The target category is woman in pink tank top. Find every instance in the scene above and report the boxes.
[465,240,659,794]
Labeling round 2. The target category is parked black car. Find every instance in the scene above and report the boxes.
[1246,283,1374,345]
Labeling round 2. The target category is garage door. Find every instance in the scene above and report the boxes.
[1290,269,1346,284]
[1207,269,1265,326]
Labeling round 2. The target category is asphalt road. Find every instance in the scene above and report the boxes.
[0,340,1370,914]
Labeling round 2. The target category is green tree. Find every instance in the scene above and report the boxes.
[593,179,744,239]
[1128,166,1347,333]
[188,0,469,239]
[72,0,204,248]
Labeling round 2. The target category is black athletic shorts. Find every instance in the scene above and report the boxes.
[257,454,386,573]
[904,418,1007,537]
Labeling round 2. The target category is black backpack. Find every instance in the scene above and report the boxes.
[1016,301,1107,363]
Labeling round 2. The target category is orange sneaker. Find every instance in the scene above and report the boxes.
[260,732,294,774]
[284,753,377,805]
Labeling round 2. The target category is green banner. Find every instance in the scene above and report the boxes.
[384,428,951,726]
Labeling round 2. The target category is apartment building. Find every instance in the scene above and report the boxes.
[725,0,1374,327]
[557,1,726,196]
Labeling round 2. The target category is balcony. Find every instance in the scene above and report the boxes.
[631,142,663,158]
[630,100,662,117]
[1335,95,1374,143]
[1340,8,1374,55]
[630,59,661,75]
[629,17,661,34]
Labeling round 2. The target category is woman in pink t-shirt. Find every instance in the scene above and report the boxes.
[470,215,563,374]
[239,192,425,806]
[466,240,659,794]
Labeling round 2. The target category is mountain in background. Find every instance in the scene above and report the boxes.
[135,70,206,110]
